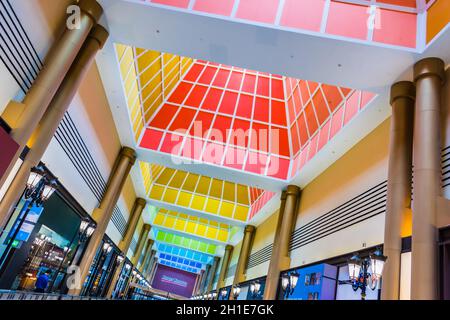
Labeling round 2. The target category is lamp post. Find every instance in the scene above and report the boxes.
[220,288,228,300]
[249,280,262,299]
[0,165,57,274]
[339,247,387,300]
[232,285,241,299]
[281,271,299,299]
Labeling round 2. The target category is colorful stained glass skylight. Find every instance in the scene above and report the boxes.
[154,229,218,255]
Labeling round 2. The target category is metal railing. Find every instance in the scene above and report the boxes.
[0,289,105,301]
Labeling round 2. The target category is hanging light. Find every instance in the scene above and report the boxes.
[254,281,261,293]
[348,253,362,281]
[289,272,299,290]
[40,179,57,202]
[221,289,228,298]
[103,243,111,252]
[249,282,256,294]
[26,168,44,191]
[207,293,212,300]
[370,248,387,279]
[117,255,125,263]
[232,286,241,299]
[125,264,131,270]
[212,292,217,299]
[79,220,89,234]
[281,274,290,291]
[86,226,95,237]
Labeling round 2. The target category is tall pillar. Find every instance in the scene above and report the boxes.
[138,238,154,272]
[148,258,158,284]
[264,185,300,300]
[229,225,256,299]
[381,82,415,300]
[132,224,151,266]
[143,249,156,277]
[0,25,109,230]
[411,57,446,300]
[68,147,136,296]
[105,198,146,298]
[195,270,205,295]
[0,0,103,188]
[207,257,220,292]
[201,264,211,293]
[216,245,233,291]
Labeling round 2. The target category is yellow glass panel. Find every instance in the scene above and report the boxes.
[115,44,128,61]
[217,229,228,242]
[234,205,249,222]
[206,227,217,240]
[156,168,176,185]
[222,182,235,202]
[205,199,220,214]
[136,50,160,70]
[149,185,164,200]
[191,195,206,211]
[182,174,199,192]
[209,179,223,199]
[179,213,189,220]
[163,188,178,203]
[169,171,188,188]
[140,63,162,90]
[153,213,165,226]
[195,177,211,195]
[177,191,192,207]
[186,221,196,234]
[236,185,249,205]
[196,224,206,236]
[219,202,235,218]
[175,218,186,231]
[164,215,176,228]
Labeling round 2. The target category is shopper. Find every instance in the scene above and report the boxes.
[34,270,51,293]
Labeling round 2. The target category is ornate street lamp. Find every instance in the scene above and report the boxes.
[249,280,261,298]
[0,165,58,269]
[232,285,241,299]
[339,247,387,300]
[281,271,299,298]
[220,288,228,299]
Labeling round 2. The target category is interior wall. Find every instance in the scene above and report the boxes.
[245,209,279,280]
[0,0,137,246]
[290,118,390,267]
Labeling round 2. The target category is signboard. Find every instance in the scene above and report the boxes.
[0,126,19,182]
[152,264,197,298]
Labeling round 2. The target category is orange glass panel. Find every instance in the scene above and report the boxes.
[280,0,326,32]
[326,1,370,40]
[236,0,280,24]
[372,9,416,48]
[149,104,178,129]
[193,0,235,16]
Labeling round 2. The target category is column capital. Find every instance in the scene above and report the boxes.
[414,57,445,84]
[88,24,109,49]
[280,190,287,201]
[120,146,137,165]
[225,245,233,251]
[286,185,301,196]
[390,81,416,105]
[244,225,256,233]
[214,256,220,262]
[79,0,104,22]
[143,224,151,232]
[135,197,147,207]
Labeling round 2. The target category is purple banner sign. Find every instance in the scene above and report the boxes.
[0,126,19,181]
[151,264,197,298]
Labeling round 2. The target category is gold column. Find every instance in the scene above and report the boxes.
[230,225,256,299]
[201,264,211,293]
[143,249,156,277]
[207,256,220,292]
[381,82,415,300]
[216,245,233,292]
[119,198,147,252]
[411,57,446,300]
[195,270,205,295]
[0,0,103,188]
[148,257,158,283]
[264,185,300,300]
[0,25,109,230]
[105,198,146,298]
[138,238,154,272]
[68,147,136,296]
[132,224,151,266]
